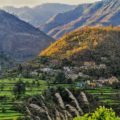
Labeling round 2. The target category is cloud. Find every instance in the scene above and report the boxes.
[0,0,101,7]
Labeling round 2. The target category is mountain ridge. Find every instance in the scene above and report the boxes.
[41,0,120,39]
[3,3,76,27]
[0,10,54,62]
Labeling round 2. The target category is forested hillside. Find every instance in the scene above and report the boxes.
[40,26,120,77]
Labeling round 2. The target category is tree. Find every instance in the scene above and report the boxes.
[0,83,4,91]
[13,80,26,99]
[53,72,66,84]
[39,56,49,64]
[18,64,23,73]
[74,106,120,120]
[61,58,72,66]
[1,107,6,113]
[111,82,120,89]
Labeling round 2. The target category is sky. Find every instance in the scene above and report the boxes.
[0,0,101,8]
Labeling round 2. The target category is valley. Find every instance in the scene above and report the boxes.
[0,0,120,120]
[0,26,120,120]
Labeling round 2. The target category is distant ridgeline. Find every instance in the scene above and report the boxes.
[41,0,120,39]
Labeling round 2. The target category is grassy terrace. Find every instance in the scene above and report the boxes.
[85,87,120,114]
[0,78,47,120]
[0,78,120,119]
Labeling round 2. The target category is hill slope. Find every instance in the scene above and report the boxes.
[41,0,120,39]
[0,10,54,61]
[3,3,75,27]
[40,27,120,59]
[40,26,120,75]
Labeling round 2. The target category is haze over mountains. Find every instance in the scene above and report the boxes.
[41,0,120,39]
[3,3,76,27]
[0,10,54,62]
[3,0,120,40]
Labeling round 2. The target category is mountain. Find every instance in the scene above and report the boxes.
[41,0,120,39]
[3,3,76,27]
[40,26,120,76]
[0,10,54,62]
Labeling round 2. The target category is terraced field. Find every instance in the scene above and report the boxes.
[85,87,120,115]
[0,78,120,119]
[0,78,48,120]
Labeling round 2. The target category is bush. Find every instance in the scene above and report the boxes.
[13,80,26,99]
[53,72,66,84]
[111,82,120,89]
[74,106,120,120]
[1,107,6,113]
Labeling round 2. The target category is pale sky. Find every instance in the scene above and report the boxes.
[0,0,101,7]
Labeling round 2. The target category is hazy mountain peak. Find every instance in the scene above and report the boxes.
[3,4,76,26]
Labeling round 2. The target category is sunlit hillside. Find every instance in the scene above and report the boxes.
[40,26,120,61]
[39,26,120,80]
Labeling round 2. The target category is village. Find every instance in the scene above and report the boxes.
[28,61,120,89]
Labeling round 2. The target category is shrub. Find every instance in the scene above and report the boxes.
[74,106,120,120]
[1,107,6,113]
[13,80,26,99]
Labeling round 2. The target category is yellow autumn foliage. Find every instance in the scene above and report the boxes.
[40,26,120,59]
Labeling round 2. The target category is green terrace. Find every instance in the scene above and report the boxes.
[0,78,120,119]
